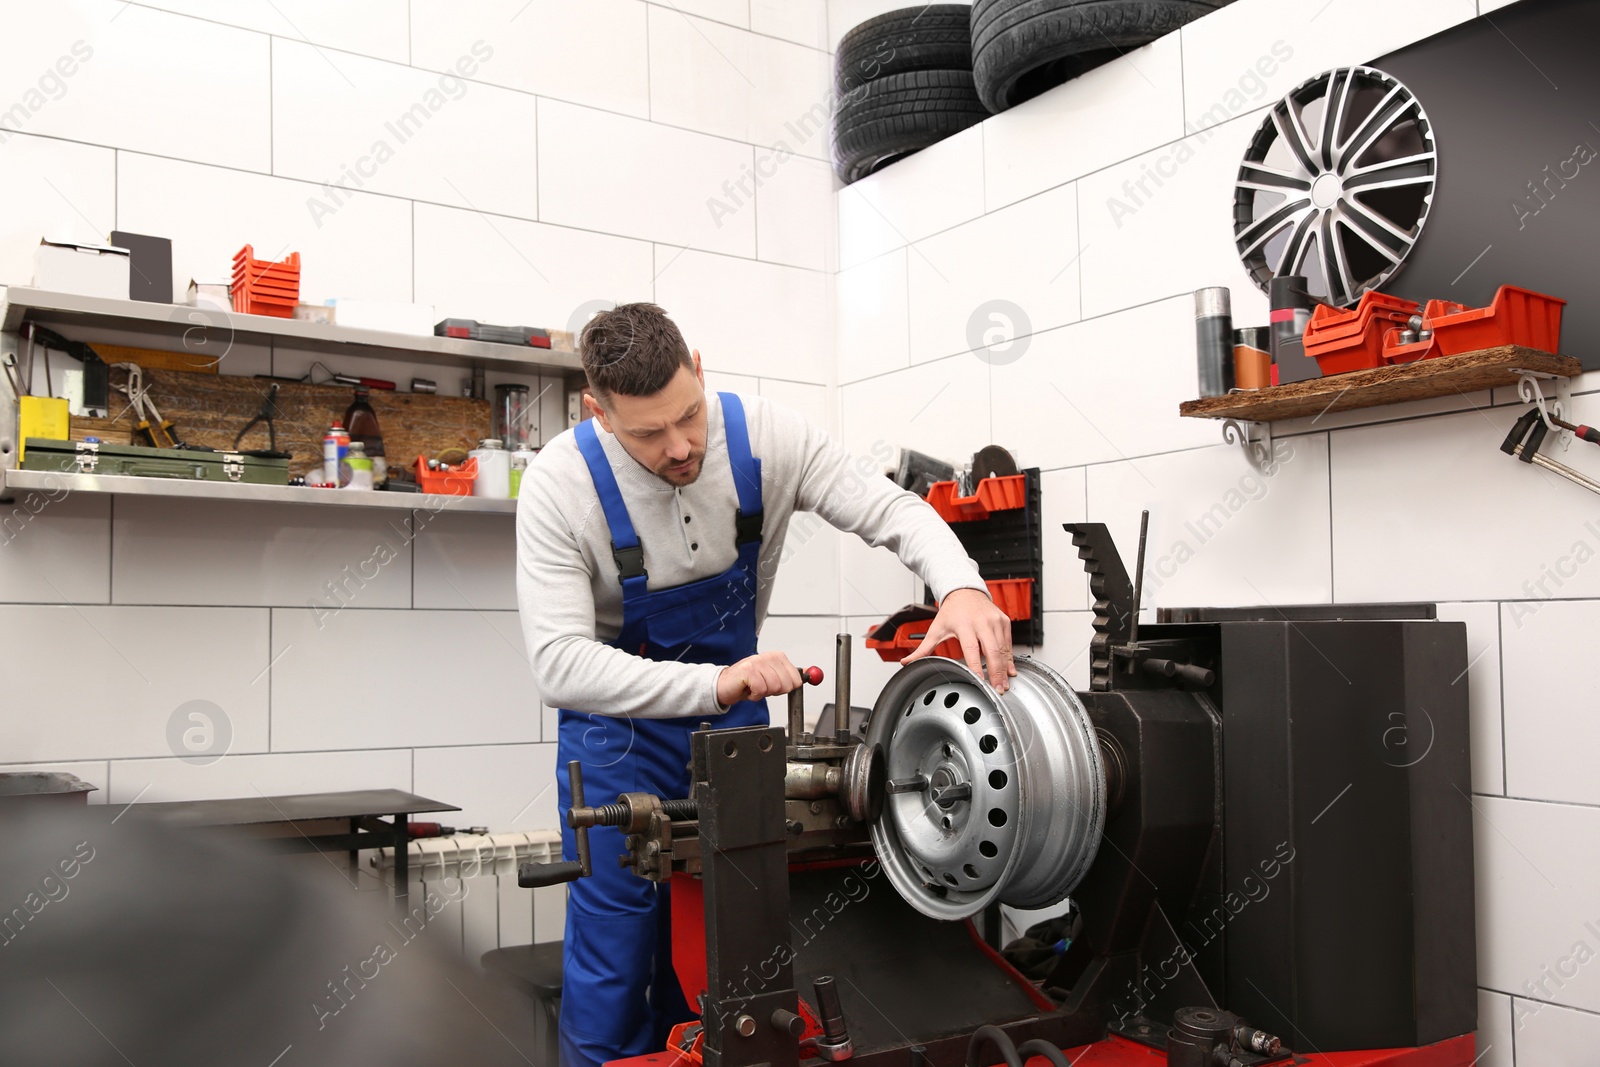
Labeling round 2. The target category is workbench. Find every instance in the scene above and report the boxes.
[119,788,459,906]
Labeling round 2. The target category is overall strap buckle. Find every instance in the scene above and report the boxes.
[735,509,763,546]
[613,544,648,581]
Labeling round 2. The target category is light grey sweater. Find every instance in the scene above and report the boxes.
[514,391,987,719]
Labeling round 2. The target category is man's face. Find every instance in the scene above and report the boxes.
[586,357,709,487]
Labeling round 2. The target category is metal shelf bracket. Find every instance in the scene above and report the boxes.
[1221,418,1275,475]
[1514,369,1573,450]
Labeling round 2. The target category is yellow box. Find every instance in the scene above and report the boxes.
[18,396,69,461]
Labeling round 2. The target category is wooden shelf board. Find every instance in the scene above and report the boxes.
[1178,346,1581,423]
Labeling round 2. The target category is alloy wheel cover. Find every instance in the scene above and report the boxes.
[1233,65,1438,308]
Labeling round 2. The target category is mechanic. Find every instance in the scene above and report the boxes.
[515,302,1014,1067]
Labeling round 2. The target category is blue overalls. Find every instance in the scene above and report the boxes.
[557,393,771,1067]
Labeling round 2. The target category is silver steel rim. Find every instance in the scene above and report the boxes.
[865,657,1105,921]
[1233,66,1437,308]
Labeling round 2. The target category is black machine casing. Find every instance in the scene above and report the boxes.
[1062,608,1476,1052]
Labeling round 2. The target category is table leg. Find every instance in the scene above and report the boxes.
[394,812,410,912]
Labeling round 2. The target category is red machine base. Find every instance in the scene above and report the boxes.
[611,1032,1476,1067]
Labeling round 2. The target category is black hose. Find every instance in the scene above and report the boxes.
[1016,1039,1070,1067]
[967,1025,1022,1067]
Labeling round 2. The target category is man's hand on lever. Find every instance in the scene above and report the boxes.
[716,651,806,708]
[902,587,1017,693]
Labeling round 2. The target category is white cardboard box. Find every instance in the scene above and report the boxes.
[326,298,436,336]
[34,240,131,299]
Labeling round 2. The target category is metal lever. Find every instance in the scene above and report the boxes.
[785,664,827,743]
[834,634,852,742]
[517,760,593,889]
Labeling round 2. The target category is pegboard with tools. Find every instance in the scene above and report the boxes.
[72,366,492,481]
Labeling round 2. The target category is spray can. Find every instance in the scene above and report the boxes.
[1270,276,1319,383]
[323,422,350,487]
[1194,287,1234,397]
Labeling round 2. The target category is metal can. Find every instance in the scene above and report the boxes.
[323,422,350,487]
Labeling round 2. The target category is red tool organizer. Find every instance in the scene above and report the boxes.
[868,471,1042,663]
[1307,284,1565,374]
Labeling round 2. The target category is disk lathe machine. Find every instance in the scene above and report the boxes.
[522,522,1478,1067]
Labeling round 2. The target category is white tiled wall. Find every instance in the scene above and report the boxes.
[0,0,840,964]
[6,1,1579,1049]
[832,2,1589,1062]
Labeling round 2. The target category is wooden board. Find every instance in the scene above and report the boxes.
[1178,346,1581,423]
[92,342,219,374]
[72,368,491,479]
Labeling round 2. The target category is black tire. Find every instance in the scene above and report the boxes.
[834,5,973,96]
[831,69,989,184]
[971,0,1230,113]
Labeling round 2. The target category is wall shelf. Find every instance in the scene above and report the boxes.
[1,467,515,513]
[0,286,583,376]
[1178,345,1580,423]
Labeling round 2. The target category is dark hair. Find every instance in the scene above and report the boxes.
[580,302,694,401]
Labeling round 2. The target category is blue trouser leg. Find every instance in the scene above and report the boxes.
[556,712,695,1067]
[555,700,771,1067]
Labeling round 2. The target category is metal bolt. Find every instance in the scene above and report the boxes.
[735,1014,757,1038]
[809,801,823,815]
[786,820,805,836]
[771,1008,805,1037]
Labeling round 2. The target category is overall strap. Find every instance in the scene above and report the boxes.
[575,418,650,600]
[719,392,763,547]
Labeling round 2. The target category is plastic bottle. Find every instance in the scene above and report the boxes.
[344,386,387,484]
[342,440,374,490]
[469,438,511,498]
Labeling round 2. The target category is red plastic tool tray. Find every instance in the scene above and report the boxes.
[412,455,477,495]
[1305,291,1420,374]
[866,578,1035,662]
[1425,284,1564,356]
[231,244,301,319]
[925,474,1026,522]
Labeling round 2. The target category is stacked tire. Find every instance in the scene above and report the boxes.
[830,5,985,185]
[831,0,1234,183]
[970,0,1231,113]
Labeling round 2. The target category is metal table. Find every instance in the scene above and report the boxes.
[122,789,460,906]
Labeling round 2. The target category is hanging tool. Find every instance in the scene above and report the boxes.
[232,383,292,458]
[1502,409,1600,497]
[2,350,22,397]
[114,362,180,449]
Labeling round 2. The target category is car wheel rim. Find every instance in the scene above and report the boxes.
[864,656,1105,921]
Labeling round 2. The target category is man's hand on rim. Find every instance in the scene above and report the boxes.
[902,587,1017,693]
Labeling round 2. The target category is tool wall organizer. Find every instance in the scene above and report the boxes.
[867,469,1044,661]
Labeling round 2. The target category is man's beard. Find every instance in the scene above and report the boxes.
[654,449,706,486]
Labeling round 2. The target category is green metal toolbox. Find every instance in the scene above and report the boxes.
[21,438,290,485]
